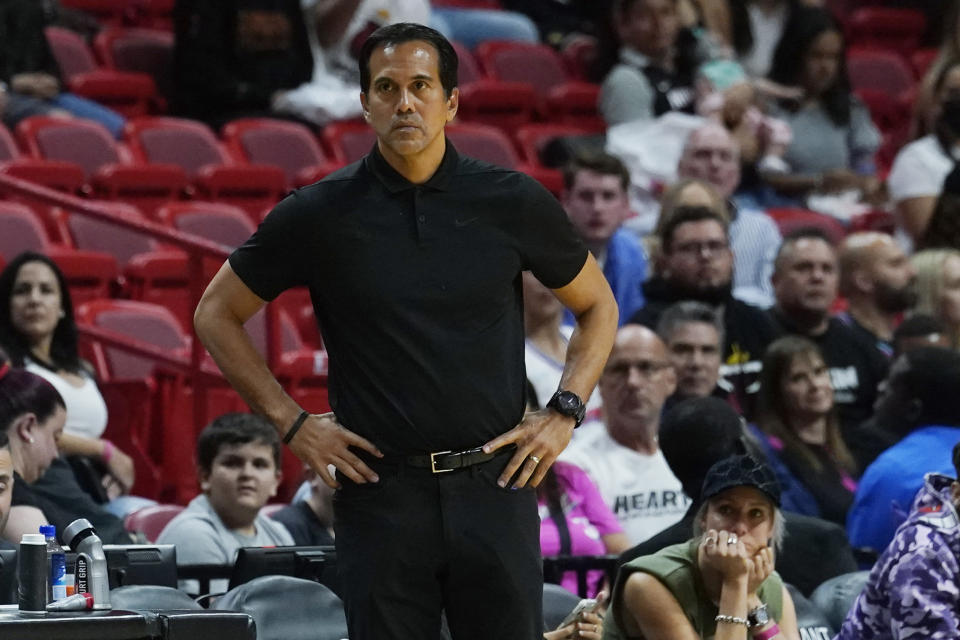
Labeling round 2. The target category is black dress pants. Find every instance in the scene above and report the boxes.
[333,451,543,640]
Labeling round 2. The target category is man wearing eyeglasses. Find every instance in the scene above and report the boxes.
[629,206,778,418]
[560,325,690,544]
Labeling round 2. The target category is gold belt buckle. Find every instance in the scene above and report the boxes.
[430,450,453,473]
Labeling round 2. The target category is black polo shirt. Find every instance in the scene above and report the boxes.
[230,141,587,455]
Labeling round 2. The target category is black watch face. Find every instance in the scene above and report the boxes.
[556,391,580,412]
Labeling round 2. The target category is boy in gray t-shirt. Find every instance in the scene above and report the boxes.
[157,413,294,592]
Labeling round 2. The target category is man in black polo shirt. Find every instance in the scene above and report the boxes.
[193,22,618,640]
[629,206,778,418]
[769,228,889,434]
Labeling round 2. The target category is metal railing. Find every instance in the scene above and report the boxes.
[0,172,284,428]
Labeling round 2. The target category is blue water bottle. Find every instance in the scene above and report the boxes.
[40,525,67,601]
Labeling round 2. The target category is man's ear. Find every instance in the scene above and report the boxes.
[445,87,459,122]
[852,268,873,294]
[360,92,370,120]
[271,469,282,497]
[198,467,210,493]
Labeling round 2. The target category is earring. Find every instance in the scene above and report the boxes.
[27,437,34,444]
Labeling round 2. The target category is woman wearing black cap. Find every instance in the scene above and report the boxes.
[603,455,800,640]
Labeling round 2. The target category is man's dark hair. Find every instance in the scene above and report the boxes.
[562,150,630,192]
[196,413,282,473]
[0,251,83,373]
[659,397,752,500]
[773,226,836,272]
[358,23,458,97]
[897,347,960,428]
[659,206,729,253]
[656,301,725,346]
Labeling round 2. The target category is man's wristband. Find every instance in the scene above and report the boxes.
[283,410,310,444]
[753,623,780,640]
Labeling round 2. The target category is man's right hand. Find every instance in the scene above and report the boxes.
[287,412,383,488]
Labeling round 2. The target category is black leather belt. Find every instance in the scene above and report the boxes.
[402,446,508,474]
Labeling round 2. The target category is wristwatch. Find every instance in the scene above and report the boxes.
[547,389,586,428]
[747,603,770,628]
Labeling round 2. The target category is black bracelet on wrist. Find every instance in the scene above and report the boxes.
[283,410,310,444]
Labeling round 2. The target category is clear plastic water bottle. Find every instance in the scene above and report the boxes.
[40,525,67,602]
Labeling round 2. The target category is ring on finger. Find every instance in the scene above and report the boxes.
[727,534,738,545]
[528,455,542,464]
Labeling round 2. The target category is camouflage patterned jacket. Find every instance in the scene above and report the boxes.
[836,473,960,639]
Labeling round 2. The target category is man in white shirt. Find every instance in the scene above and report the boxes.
[561,325,690,544]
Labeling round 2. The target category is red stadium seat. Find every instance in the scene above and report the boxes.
[76,299,190,381]
[0,122,86,243]
[911,48,939,81]
[0,201,121,302]
[154,201,254,302]
[47,249,120,305]
[457,80,538,130]
[125,117,286,219]
[124,504,184,542]
[127,0,175,30]
[846,8,926,58]
[15,116,186,218]
[58,0,127,26]
[321,121,377,165]
[475,40,602,121]
[0,201,56,257]
[45,27,157,118]
[847,48,915,98]
[514,123,595,169]
[157,201,255,249]
[561,36,599,82]
[446,122,563,195]
[221,118,343,188]
[94,27,174,108]
[65,201,163,267]
[766,208,846,245]
[450,40,537,130]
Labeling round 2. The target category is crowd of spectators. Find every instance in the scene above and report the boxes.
[4,0,960,637]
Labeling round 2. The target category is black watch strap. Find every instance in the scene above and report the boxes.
[547,389,586,428]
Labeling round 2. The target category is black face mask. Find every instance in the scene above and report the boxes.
[939,97,960,136]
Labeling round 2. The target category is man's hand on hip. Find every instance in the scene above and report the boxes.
[482,409,575,489]
[289,412,383,489]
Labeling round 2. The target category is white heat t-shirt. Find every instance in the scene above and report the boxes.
[560,423,690,544]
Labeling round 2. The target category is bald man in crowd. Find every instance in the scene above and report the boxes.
[676,122,782,307]
[560,325,690,544]
[837,232,917,358]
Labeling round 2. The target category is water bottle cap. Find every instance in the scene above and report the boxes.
[20,533,46,544]
[39,525,55,537]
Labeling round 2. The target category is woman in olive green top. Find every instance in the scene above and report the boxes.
[606,455,800,640]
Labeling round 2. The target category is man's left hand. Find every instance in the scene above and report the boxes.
[482,409,575,489]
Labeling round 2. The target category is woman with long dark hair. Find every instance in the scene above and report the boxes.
[751,336,858,525]
[761,6,881,204]
[0,252,135,503]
